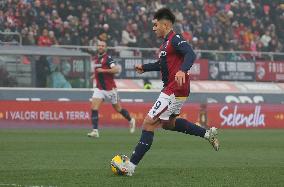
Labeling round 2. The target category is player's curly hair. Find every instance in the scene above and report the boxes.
[153,8,175,24]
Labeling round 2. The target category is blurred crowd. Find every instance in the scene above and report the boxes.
[0,0,283,53]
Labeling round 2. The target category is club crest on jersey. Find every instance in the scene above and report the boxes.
[159,50,167,58]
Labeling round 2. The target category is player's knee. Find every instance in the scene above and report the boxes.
[161,120,174,130]
[91,98,102,110]
[112,104,121,112]
[114,107,120,112]
[142,124,155,132]
[91,105,98,110]
[142,116,159,131]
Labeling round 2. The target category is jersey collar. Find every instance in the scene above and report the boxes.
[164,30,174,41]
[98,52,106,58]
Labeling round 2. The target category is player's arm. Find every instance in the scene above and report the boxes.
[97,64,119,74]
[171,34,196,72]
[171,34,196,86]
[96,57,119,74]
[135,61,160,74]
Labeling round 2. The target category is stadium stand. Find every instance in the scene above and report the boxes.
[0,0,283,53]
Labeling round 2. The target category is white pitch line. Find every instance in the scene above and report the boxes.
[0,183,57,187]
[0,184,21,187]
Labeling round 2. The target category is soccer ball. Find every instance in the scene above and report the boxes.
[110,154,129,175]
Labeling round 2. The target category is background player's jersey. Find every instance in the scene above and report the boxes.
[93,53,116,90]
[159,31,196,97]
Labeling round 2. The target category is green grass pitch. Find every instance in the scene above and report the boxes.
[0,128,283,187]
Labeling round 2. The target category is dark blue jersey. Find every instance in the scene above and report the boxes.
[143,30,196,97]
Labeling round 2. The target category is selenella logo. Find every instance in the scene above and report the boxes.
[219,105,265,127]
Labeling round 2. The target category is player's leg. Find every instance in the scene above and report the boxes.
[161,97,219,151]
[164,118,219,151]
[115,116,159,176]
[110,89,136,133]
[122,93,169,176]
[124,116,160,176]
[162,117,207,138]
[130,116,159,163]
[162,118,219,151]
[87,89,104,138]
[112,102,131,121]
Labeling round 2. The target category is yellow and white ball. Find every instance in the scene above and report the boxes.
[110,154,129,175]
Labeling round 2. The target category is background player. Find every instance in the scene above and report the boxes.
[87,39,136,138]
[117,8,219,176]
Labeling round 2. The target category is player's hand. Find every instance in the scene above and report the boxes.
[96,68,105,73]
[135,64,144,74]
[175,70,186,86]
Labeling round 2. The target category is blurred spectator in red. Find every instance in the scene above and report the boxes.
[37,28,52,46]
[204,1,217,17]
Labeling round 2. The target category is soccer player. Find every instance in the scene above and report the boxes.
[118,8,219,176]
[87,39,136,138]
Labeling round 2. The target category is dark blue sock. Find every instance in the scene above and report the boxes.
[130,130,154,165]
[120,108,131,121]
[91,110,98,129]
[172,118,206,138]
